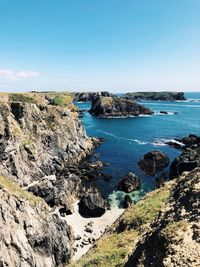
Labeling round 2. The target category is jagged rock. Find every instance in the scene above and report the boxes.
[170,146,200,178]
[138,150,169,176]
[124,91,186,101]
[78,193,107,218]
[0,186,73,267]
[122,195,133,208]
[181,134,200,147]
[118,172,141,193]
[164,134,200,149]
[27,174,79,210]
[89,96,153,118]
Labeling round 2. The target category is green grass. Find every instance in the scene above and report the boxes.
[54,95,73,107]
[70,181,174,267]
[161,221,189,239]
[118,182,173,230]
[0,175,46,207]
[9,93,37,103]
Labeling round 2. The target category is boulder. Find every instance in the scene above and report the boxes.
[138,150,169,176]
[78,193,107,218]
[89,96,153,118]
[118,172,141,193]
[122,195,133,208]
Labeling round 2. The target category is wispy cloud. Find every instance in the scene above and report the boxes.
[0,69,40,80]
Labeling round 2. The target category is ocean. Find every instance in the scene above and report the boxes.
[75,92,200,206]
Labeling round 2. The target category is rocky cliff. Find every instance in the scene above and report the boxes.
[72,168,200,267]
[89,96,153,118]
[0,101,97,186]
[0,176,73,267]
[125,91,186,101]
[0,98,101,266]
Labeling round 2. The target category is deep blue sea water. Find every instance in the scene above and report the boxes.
[75,92,200,206]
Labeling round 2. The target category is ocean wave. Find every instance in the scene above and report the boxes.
[101,114,152,119]
[154,111,176,116]
[97,130,148,145]
[152,138,185,147]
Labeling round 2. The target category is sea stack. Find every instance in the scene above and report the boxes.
[89,96,153,118]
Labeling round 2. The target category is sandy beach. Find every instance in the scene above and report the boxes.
[65,201,125,261]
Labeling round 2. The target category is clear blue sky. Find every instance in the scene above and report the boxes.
[0,0,199,92]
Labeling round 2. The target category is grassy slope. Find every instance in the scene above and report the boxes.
[0,175,46,207]
[71,181,174,267]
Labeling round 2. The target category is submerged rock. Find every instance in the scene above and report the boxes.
[78,193,107,218]
[138,150,169,176]
[89,96,153,118]
[118,172,141,193]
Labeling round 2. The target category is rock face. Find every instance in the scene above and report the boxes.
[78,193,107,217]
[0,183,73,267]
[74,91,114,102]
[170,146,200,178]
[125,168,200,267]
[118,172,141,193]
[138,150,169,176]
[0,102,97,186]
[89,96,153,118]
[125,91,186,101]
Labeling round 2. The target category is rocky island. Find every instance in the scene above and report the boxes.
[73,91,115,102]
[89,96,153,118]
[124,91,186,101]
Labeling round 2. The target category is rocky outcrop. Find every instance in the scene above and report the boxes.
[138,150,169,176]
[125,168,200,267]
[0,102,97,186]
[170,146,200,178]
[78,193,107,218]
[74,91,115,102]
[125,91,186,101]
[0,178,73,267]
[165,134,200,149]
[118,172,141,193]
[89,96,153,118]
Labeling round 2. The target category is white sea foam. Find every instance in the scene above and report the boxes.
[97,130,148,145]
[152,138,185,147]
[100,114,152,119]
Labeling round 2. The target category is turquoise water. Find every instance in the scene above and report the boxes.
[75,92,200,205]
